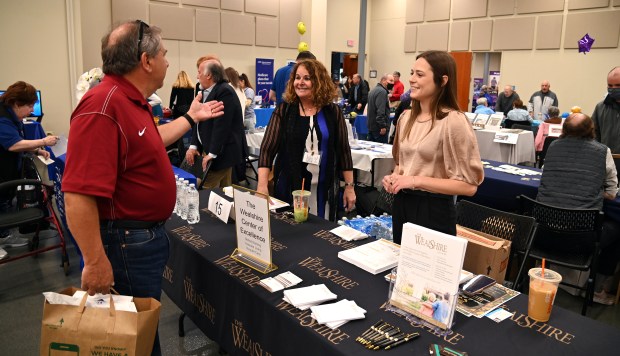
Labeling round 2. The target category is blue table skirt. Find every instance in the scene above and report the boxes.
[255,107,274,128]
[467,160,620,223]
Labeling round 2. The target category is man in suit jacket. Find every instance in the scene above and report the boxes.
[348,73,369,114]
[186,57,244,188]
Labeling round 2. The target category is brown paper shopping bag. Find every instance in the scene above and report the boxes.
[40,287,160,356]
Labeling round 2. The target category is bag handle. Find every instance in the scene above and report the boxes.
[74,291,117,334]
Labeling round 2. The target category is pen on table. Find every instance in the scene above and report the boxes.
[372,331,406,349]
[356,320,383,342]
[384,332,420,350]
[366,327,400,348]
[358,322,387,343]
[442,346,467,356]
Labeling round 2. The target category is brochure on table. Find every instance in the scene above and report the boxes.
[338,239,400,274]
[485,114,504,131]
[388,223,467,331]
[230,185,277,273]
[493,131,519,145]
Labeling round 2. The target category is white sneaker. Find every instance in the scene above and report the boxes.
[0,248,7,260]
[0,234,28,248]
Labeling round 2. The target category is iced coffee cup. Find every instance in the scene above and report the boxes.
[527,268,562,322]
[292,190,311,223]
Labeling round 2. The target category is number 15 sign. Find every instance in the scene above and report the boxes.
[208,192,233,223]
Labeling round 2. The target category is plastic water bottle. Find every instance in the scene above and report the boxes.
[173,176,181,215]
[180,181,190,220]
[187,184,200,224]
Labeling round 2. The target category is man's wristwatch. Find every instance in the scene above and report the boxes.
[344,182,355,188]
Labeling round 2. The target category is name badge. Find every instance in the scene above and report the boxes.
[303,151,321,165]
[208,192,233,223]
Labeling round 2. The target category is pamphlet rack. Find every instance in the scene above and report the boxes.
[385,268,456,337]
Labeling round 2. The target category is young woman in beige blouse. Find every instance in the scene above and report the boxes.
[382,50,484,244]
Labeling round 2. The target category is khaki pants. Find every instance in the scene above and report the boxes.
[201,167,232,189]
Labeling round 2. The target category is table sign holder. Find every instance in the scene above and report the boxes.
[230,185,277,274]
[385,223,468,336]
[386,268,457,337]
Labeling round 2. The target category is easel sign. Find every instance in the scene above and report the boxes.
[230,185,277,274]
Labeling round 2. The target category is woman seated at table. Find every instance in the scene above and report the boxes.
[383,50,484,244]
[504,99,533,128]
[0,81,58,246]
[256,59,356,221]
[534,106,562,152]
[239,73,256,133]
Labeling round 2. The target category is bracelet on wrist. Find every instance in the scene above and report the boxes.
[344,182,355,188]
[183,113,195,127]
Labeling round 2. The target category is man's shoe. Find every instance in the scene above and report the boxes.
[0,234,28,248]
[0,248,7,260]
[593,291,615,306]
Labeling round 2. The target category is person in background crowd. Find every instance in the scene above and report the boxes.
[269,51,316,106]
[529,80,558,120]
[535,106,562,152]
[504,99,533,128]
[186,57,245,189]
[225,67,247,119]
[478,85,493,108]
[383,50,484,244]
[537,113,619,305]
[169,70,195,119]
[0,81,59,255]
[348,73,369,114]
[239,73,256,132]
[474,97,494,115]
[367,73,394,143]
[148,92,163,118]
[592,66,620,154]
[495,85,520,117]
[257,59,356,221]
[62,21,224,355]
[389,89,412,144]
[389,71,405,108]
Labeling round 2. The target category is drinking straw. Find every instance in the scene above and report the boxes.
[542,258,545,278]
[301,178,305,195]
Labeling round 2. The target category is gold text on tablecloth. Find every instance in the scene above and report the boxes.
[380,301,465,345]
[501,305,575,345]
[231,319,272,356]
[214,255,262,288]
[312,229,358,249]
[170,226,210,250]
[271,239,287,251]
[184,277,216,324]
[163,265,174,283]
[275,301,351,345]
[298,256,360,289]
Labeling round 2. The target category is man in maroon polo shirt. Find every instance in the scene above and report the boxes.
[62,21,223,355]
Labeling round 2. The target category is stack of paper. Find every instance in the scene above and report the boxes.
[283,284,337,310]
[311,300,366,329]
[338,239,400,274]
[259,271,303,293]
[330,225,368,241]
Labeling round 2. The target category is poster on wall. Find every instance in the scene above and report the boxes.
[255,58,274,107]
[471,78,484,112]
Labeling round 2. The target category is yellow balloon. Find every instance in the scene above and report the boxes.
[350,112,357,118]
[297,22,306,35]
[298,41,309,53]
[570,106,582,113]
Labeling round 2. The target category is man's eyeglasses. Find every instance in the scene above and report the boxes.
[136,20,149,62]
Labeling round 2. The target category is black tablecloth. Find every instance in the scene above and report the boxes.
[162,190,620,355]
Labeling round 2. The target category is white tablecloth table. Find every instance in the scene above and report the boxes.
[474,129,535,164]
[245,133,394,187]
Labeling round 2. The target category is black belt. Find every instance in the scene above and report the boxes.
[100,220,165,229]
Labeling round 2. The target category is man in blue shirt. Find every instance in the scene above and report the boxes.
[269,51,315,106]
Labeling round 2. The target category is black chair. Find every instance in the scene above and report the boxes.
[537,136,558,168]
[374,188,394,215]
[512,124,532,131]
[456,200,537,288]
[0,179,70,274]
[245,153,259,182]
[503,119,530,129]
[516,195,604,315]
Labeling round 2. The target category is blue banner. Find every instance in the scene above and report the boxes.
[255,58,274,106]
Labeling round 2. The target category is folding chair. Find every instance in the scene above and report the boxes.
[537,136,558,168]
[516,195,604,315]
[456,200,537,289]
